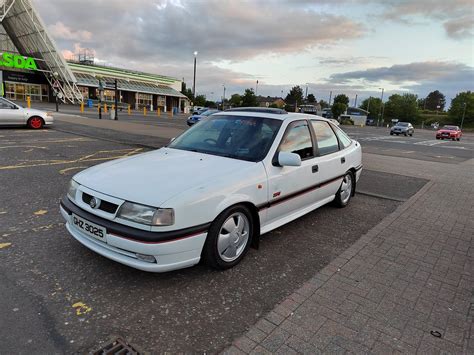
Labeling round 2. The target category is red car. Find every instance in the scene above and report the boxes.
[436,125,462,141]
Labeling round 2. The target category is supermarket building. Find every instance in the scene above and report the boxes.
[0,0,189,112]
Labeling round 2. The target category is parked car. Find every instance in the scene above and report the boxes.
[0,97,53,129]
[390,122,414,136]
[192,107,209,115]
[366,118,376,126]
[436,125,462,141]
[187,109,219,126]
[60,111,362,272]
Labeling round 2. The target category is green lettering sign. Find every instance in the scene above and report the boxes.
[0,52,38,70]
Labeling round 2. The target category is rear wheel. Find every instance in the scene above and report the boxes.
[457,137,460,141]
[202,205,253,270]
[27,116,44,129]
[334,172,353,208]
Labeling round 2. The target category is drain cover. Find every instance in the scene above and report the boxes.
[93,338,140,355]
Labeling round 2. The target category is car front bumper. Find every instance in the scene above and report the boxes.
[60,198,208,272]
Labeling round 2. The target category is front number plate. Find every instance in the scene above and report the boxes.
[72,214,107,242]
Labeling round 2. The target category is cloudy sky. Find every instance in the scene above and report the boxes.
[36,0,473,104]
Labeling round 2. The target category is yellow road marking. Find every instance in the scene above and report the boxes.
[0,243,12,249]
[72,302,92,316]
[59,166,88,175]
[0,211,6,215]
[0,148,143,171]
[34,210,48,216]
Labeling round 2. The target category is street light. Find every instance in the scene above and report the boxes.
[192,51,198,99]
[255,80,259,96]
[460,102,467,130]
[378,87,384,126]
[222,84,226,110]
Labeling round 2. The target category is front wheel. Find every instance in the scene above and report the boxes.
[27,116,44,129]
[334,172,354,208]
[202,205,253,270]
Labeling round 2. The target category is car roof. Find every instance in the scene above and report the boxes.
[225,107,287,114]
[214,110,331,122]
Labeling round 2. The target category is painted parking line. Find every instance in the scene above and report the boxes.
[0,148,143,171]
[414,140,448,146]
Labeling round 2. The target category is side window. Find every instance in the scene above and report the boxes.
[279,121,314,160]
[332,125,352,149]
[0,98,10,109]
[311,121,340,155]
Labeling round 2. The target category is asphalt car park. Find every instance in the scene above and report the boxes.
[0,120,437,353]
[343,125,474,164]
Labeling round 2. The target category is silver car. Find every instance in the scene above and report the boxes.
[0,97,53,129]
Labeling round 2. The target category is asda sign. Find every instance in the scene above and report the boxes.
[0,52,38,70]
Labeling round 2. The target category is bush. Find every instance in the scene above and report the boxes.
[341,118,354,125]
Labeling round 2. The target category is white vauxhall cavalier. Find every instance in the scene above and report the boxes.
[60,110,362,272]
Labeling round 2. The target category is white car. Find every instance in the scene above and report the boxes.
[0,97,53,129]
[60,110,362,272]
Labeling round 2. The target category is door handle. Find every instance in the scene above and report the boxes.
[341,157,346,164]
[312,165,319,173]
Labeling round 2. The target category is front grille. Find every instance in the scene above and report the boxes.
[82,192,119,214]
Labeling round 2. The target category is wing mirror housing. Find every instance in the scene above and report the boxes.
[278,152,301,167]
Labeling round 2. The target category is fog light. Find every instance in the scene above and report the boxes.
[136,253,156,263]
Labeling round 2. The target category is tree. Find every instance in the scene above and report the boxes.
[229,93,242,107]
[307,93,316,103]
[449,91,474,126]
[182,88,194,101]
[332,102,347,119]
[204,100,217,108]
[285,86,304,106]
[241,88,258,107]
[333,94,349,106]
[194,94,206,107]
[319,99,329,109]
[359,97,382,119]
[383,93,419,122]
[424,90,446,111]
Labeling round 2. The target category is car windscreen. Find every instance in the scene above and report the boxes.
[442,126,457,130]
[168,115,282,162]
[396,122,409,127]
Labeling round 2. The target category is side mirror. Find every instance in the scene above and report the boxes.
[278,152,301,167]
[170,137,176,142]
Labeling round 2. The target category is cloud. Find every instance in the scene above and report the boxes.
[35,0,365,63]
[327,61,474,103]
[379,0,473,39]
[48,22,92,42]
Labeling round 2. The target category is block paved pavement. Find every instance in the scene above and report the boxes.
[225,154,474,354]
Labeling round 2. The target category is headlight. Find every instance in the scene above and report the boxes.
[67,180,79,201]
[117,202,174,226]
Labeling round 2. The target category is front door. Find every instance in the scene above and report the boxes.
[0,98,24,125]
[263,120,323,226]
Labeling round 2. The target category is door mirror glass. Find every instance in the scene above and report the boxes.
[278,151,301,167]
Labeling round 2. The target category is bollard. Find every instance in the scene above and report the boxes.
[27,96,31,108]
[97,103,100,112]
[157,107,161,116]
[169,108,173,118]
[128,105,131,115]
[112,104,115,112]
[144,107,147,116]
[80,102,84,113]
[104,103,108,113]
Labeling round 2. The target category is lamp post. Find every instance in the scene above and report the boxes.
[255,80,259,96]
[329,91,332,106]
[378,87,384,126]
[52,71,59,112]
[222,84,226,110]
[192,51,198,98]
[460,102,467,130]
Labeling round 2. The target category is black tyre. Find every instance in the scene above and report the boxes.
[202,205,253,270]
[390,132,393,135]
[457,138,460,141]
[334,172,354,208]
